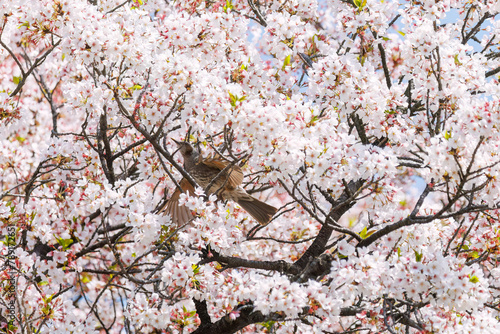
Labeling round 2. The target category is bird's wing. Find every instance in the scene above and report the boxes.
[202,157,244,188]
[161,178,196,226]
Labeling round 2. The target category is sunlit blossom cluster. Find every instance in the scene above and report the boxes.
[1,0,500,332]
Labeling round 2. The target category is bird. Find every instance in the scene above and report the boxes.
[161,140,278,226]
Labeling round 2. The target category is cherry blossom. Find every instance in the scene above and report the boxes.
[1,0,500,333]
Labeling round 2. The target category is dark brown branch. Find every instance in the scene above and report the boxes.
[199,250,293,274]
[357,216,420,248]
[378,42,392,89]
[455,213,479,257]
[247,0,267,27]
[481,34,496,54]
[351,113,369,145]
[110,84,200,191]
[76,227,132,258]
[294,253,333,283]
[246,235,316,244]
[111,137,148,161]
[0,18,25,76]
[9,39,61,97]
[372,29,392,90]
[291,179,364,273]
[443,217,465,256]
[105,0,132,14]
[358,202,495,248]
[410,184,431,217]
[97,112,117,184]
[462,11,492,45]
[193,306,267,334]
[486,66,500,78]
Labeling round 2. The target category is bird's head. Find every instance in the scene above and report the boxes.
[173,139,195,157]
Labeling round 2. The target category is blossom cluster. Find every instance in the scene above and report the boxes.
[1,0,500,333]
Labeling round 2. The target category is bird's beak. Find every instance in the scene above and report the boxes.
[172,139,183,155]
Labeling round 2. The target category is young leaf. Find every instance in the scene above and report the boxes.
[223,0,233,13]
[282,54,291,71]
[414,250,423,262]
[56,237,73,250]
[359,226,375,239]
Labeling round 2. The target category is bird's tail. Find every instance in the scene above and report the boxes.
[236,196,278,226]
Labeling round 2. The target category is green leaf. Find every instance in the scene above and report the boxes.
[7,323,18,333]
[228,92,246,107]
[43,294,53,304]
[358,55,366,66]
[261,320,276,330]
[192,278,201,289]
[397,31,406,37]
[131,0,143,8]
[414,250,423,262]
[5,233,16,247]
[347,216,357,228]
[359,227,367,239]
[353,0,367,9]
[469,275,479,283]
[42,304,52,316]
[282,54,291,71]
[182,305,196,318]
[56,237,73,250]
[41,294,55,316]
[223,0,233,13]
[13,76,21,85]
[444,130,452,140]
[81,275,91,283]
[358,227,375,239]
[229,92,236,107]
